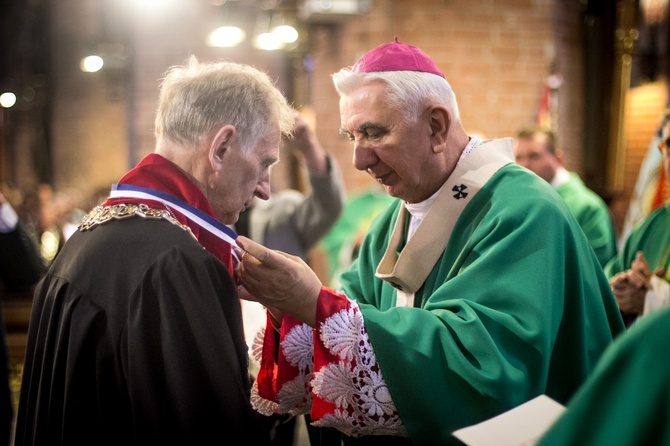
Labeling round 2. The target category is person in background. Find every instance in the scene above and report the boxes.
[236,112,345,445]
[8,184,81,267]
[605,107,670,326]
[514,127,618,268]
[537,305,670,446]
[234,38,625,445]
[0,189,47,294]
[14,56,296,445]
[236,113,345,264]
[618,122,669,250]
[319,184,394,288]
[0,189,47,446]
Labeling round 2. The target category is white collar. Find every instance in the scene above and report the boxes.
[550,166,571,189]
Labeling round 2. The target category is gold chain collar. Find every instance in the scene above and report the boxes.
[79,203,195,239]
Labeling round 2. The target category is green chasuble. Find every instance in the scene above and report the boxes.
[556,172,618,268]
[538,306,670,446]
[337,162,625,445]
[604,201,670,279]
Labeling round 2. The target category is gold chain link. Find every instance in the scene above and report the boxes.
[79,203,195,239]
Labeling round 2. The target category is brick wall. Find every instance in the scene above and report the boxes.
[18,0,666,240]
[306,0,556,195]
[42,0,559,203]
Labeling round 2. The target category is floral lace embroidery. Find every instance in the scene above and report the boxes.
[250,327,277,416]
[249,301,407,438]
[250,380,278,416]
[311,301,407,437]
[276,323,314,414]
[250,323,313,416]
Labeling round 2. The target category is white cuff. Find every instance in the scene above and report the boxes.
[642,275,670,316]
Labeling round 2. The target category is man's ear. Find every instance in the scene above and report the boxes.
[555,149,565,165]
[210,125,236,171]
[429,106,450,154]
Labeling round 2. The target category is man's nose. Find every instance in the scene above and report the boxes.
[255,180,271,201]
[353,142,376,172]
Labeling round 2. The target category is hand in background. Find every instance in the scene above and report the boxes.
[291,113,329,176]
[610,251,651,316]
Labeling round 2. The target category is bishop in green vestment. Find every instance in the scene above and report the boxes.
[235,39,626,446]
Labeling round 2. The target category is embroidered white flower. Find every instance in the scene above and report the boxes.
[276,372,311,414]
[251,321,314,416]
[281,323,314,370]
[360,375,395,417]
[319,306,364,362]
[312,361,357,408]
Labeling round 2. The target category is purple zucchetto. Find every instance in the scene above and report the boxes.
[351,37,445,78]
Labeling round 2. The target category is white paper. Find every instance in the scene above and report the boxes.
[452,394,566,446]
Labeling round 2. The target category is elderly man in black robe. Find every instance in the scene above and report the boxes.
[13,57,296,446]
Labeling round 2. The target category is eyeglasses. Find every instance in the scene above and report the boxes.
[658,138,670,156]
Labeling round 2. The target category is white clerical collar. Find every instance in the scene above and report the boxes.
[458,134,482,164]
[404,135,482,238]
[550,166,571,189]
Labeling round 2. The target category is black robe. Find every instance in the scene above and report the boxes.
[14,215,271,445]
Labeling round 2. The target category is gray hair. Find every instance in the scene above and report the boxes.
[331,69,461,124]
[155,55,296,152]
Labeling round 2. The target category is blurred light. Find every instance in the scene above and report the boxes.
[255,32,284,50]
[272,25,298,43]
[80,55,104,73]
[0,92,17,108]
[207,26,246,47]
[130,0,174,12]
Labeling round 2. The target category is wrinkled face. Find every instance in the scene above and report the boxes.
[513,135,559,183]
[211,124,280,224]
[339,82,437,203]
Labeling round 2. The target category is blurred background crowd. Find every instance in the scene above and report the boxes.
[2,0,670,444]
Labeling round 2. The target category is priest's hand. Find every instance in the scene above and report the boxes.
[628,251,653,286]
[610,252,651,316]
[235,236,320,327]
[610,273,646,315]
